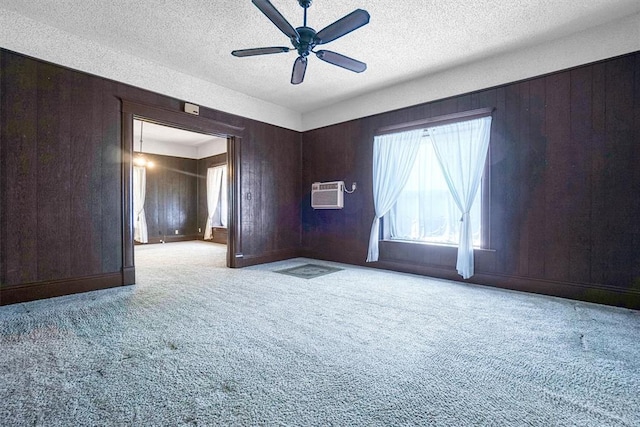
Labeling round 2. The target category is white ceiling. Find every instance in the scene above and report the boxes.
[1,1,639,131]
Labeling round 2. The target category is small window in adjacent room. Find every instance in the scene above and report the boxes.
[204,165,228,241]
[383,133,484,247]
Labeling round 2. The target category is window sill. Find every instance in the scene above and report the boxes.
[382,239,495,253]
[378,240,497,270]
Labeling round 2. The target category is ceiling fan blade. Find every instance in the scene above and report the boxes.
[231,47,290,57]
[315,50,366,73]
[291,57,308,85]
[252,0,300,41]
[314,9,370,45]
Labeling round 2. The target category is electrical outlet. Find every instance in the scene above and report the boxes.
[198,228,201,233]
[175,230,179,235]
[352,182,357,191]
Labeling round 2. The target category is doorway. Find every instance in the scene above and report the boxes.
[121,100,244,284]
[132,119,227,245]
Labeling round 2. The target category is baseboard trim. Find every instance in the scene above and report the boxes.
[0,272,126,306]
[385,261,640,309]
[122,266,136,285]
[143,235,200,244]
[468,271,640,310]
[234,249,301,268]
[301,251,640,310]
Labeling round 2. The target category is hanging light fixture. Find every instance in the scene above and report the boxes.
[134,121,154,168]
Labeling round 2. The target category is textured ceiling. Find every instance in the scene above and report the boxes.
[2,0,640,116]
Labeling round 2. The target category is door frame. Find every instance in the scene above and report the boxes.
[121,100,244,284]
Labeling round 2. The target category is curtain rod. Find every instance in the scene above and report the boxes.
[375,107,495,136]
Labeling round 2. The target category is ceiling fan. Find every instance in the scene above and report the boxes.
[231,0,370,85]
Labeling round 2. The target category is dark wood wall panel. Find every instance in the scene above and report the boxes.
[0,53,125,289]
[1,48,302,303]
[525,77,547,278]
[301,51,640,307]
[240,121,301,259]
[182,157,197,235]
[600,56,638,287]
[498,83,519,275]
[516,81,531,277]
[69,70,102,276]
[0,51,3,285]
[567,66,593,284]
[544,71,571,282]
[99,80,123,274]
[2,54,39,285]
[490,86,508,275]
[589,62,607,285]
[635,54,640,287]
[37,62,72,281]
[141,153,198,243]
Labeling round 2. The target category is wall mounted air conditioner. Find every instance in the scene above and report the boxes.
[311,181,344,209]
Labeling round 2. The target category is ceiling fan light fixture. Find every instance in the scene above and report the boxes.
[133,153,154,168]
[135,121,154,168]
[134,153,147,167]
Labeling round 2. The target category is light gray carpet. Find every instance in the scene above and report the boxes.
[1,241,638,426]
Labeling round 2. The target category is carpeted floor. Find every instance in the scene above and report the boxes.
[0,241,638,426]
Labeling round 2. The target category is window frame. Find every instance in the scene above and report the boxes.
[375,107,493,250]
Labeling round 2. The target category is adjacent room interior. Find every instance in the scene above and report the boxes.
[131,119,229,247]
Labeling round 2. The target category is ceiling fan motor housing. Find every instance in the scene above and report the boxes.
[294,26,317,57]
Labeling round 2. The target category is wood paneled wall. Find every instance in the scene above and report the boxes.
[239,121,302,262]
[0,54,122,289]
[301,52,640,308]
[140,153,198,243]
[2,46,638,308]
[0,49,302,304]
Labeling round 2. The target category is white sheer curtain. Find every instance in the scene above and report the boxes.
[219,167,228,227]
[204,165,225,240]
[428,116,492,279]
[387,139,479,245]
[366,129,424,262]
[133,166,148,243]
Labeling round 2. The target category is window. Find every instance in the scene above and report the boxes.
[367,110,492,279]
[204,165,227,240]
[384,134,483,247]
[211,165,228,227]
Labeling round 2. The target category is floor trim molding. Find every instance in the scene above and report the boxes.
[1,272,126,305]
